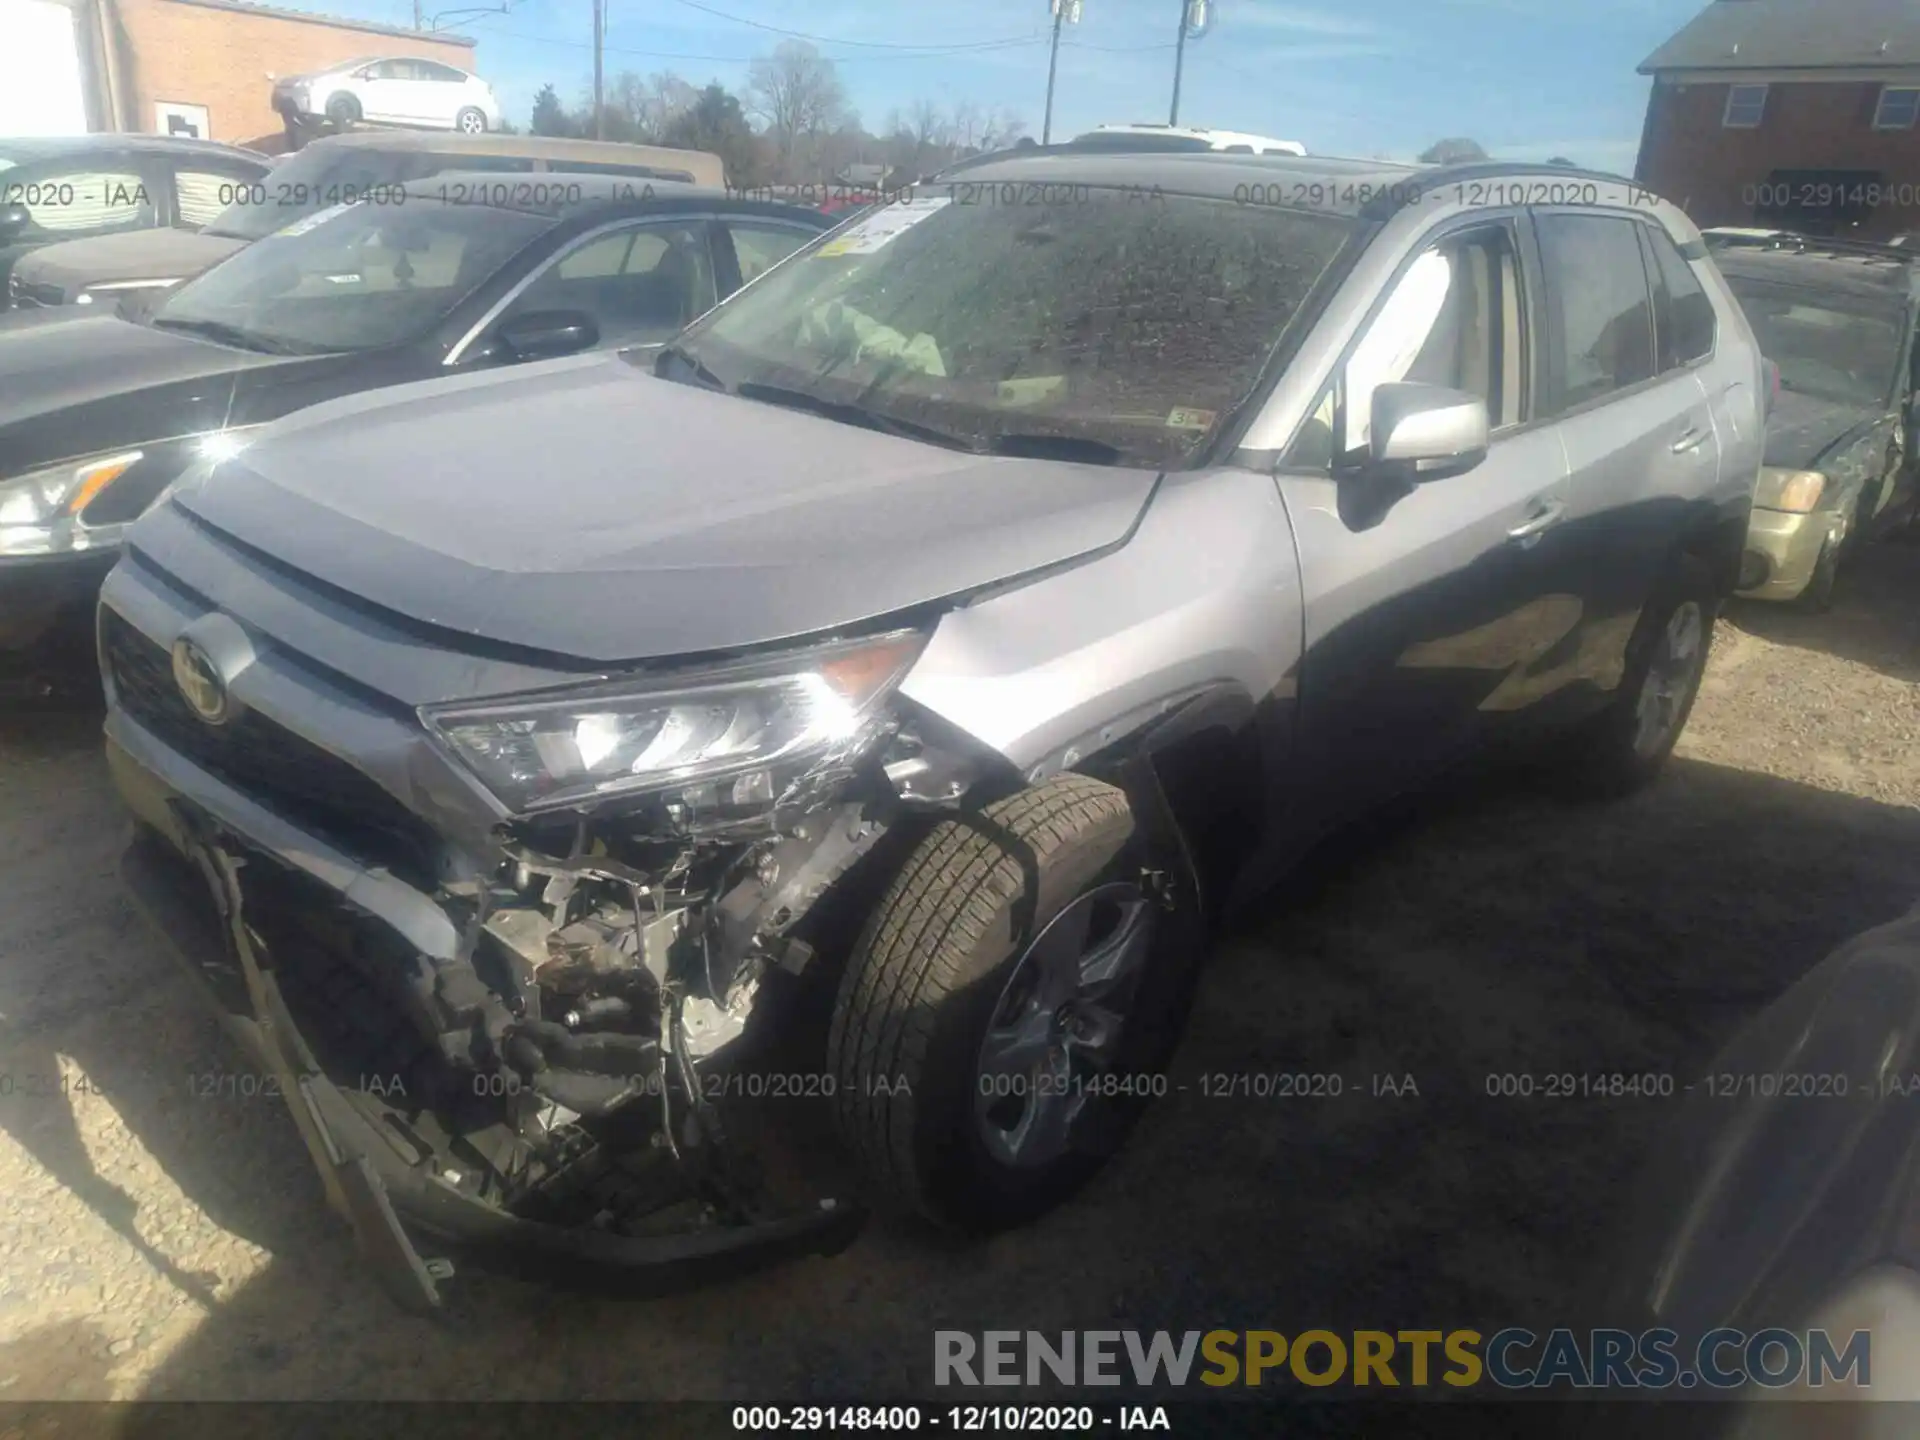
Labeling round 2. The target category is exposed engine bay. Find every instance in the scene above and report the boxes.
[206,701,998,1285]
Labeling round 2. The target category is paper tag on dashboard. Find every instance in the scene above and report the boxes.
[274,202,354,239]
[817,196,951,257]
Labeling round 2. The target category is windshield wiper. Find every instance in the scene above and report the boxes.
[735,382,973,450]
[149,317,313,356]
[653,341,730,392]
[976,432,1126,465]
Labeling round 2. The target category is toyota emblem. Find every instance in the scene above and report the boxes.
[171,637,232,725]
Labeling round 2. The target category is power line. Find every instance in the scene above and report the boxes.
[1060,38,1178,52]
[665,0,1039,51]
[465,21,1043,63]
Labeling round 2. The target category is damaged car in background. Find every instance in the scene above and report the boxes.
[1706,230,1920,609]
[100,150,1762,1306]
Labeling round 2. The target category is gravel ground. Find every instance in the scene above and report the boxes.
[0,538,1913,1410]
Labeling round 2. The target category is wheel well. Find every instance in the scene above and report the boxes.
[1079,689,1269,925]
[1681,510,1748,598]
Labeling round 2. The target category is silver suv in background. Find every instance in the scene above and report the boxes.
[97,153,1763,1306]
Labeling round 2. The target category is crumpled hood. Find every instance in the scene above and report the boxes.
[12,228,245,293]
[1763,387,1881,472]
[174,353,1160,664]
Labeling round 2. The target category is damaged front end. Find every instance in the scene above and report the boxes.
[111,620,995,1307]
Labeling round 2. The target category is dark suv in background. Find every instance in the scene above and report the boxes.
[5,131,723,311]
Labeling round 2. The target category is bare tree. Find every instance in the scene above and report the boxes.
[950,100,985,152]
[907,98,950,152]
[638,71,699,137]
[748,40,851,178]
[978,108,1028,151]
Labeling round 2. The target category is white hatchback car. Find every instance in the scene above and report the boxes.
[273,57,501,135]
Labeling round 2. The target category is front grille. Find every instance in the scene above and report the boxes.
[104,609,444,889]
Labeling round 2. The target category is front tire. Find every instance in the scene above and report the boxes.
[455,106,488,135]
[827,774,1196,1231]
[324,92,361,129]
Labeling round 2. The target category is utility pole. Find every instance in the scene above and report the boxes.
[413,0,421,28]
[1169,0,1208,125]
[1043,0,1081,144]
[1168,0,1188,125]
[592,0,605,140]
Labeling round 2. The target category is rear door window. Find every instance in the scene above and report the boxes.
[1535,212,1657,413]
[174,162,267,228]
[1,163,156,238]
[1642,225,1716,369]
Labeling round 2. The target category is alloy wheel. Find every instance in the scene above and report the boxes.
[1632,600,1705,757]
[973,880,1156,1169]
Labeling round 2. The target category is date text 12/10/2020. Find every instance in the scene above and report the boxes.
[731,1406,1173,1432]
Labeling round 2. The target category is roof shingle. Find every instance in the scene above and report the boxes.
[1640,0,1920,74]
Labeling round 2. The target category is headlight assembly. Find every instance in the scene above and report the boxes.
[1754,467,1827,514]
[422,629,928,821]
[0,430,261,557]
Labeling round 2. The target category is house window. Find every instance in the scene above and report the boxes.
[1875,86,1920,129]
[1723,84,1769,127]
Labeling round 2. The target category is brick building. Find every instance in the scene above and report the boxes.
[1636,0,1920,239]
[0,0,476,151]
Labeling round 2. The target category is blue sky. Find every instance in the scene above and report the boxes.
[304,0,1708,172]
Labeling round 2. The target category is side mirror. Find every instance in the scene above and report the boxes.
[0,201,31,240]
[494,309,599,362]
[1368,382,1489,481]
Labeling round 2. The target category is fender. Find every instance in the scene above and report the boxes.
[1083,682,1267,929]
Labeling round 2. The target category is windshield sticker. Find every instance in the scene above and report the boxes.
[274,201,354,239]
[1166,407,1218,431]
[816,196,951,257]
[998,376,1067,406]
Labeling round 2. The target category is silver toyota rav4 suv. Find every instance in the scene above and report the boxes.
[96,150,1763,1306]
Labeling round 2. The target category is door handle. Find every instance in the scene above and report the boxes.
[1671,426,1709,454]
[1507,496,1567,545]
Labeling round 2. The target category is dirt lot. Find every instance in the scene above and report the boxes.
[0,538,1913,1412]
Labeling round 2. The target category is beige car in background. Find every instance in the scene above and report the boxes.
[1707,231,1920,610]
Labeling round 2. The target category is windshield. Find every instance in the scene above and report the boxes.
[1725,275,1906,408]
[666,188,1354,467]
[152,198,554,354]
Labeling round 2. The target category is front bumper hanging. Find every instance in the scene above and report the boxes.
[121,817,866,1308]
